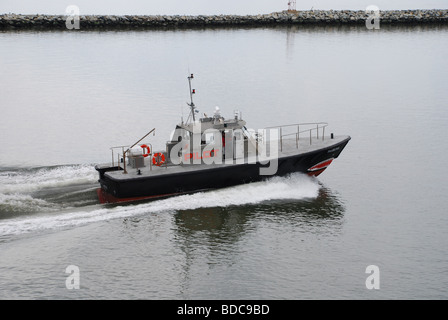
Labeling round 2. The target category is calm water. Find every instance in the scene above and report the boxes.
[0,24,447,299]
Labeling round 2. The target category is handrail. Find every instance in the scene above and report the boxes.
[113,128,156,174]
[109,141,154,174]
[264,122,328,130]
[263,122,329,151]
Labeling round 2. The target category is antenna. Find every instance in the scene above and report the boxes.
[187,73,196,122]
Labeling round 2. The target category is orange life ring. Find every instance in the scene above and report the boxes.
[141,144,151,158]
[152,153,166,166]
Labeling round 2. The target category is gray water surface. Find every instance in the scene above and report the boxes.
[0,25,447,299]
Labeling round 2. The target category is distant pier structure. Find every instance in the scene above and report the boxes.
[288,0,297,12]
[1,10,448,30]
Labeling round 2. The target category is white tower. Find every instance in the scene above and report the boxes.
[288,0,296,12]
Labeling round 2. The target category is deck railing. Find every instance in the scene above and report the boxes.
[108,128,157,173]
[109,142,167,173]
[264,122,328,151]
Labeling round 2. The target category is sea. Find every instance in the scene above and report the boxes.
[0,23,447,300]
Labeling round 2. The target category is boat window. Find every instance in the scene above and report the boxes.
[169,128,191,142]
[204,132,215,143]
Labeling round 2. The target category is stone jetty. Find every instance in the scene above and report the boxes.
[1,10,447,30]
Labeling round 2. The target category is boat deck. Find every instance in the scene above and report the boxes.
[100,135,350,181]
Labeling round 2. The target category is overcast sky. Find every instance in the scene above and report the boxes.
[1,0,447,15]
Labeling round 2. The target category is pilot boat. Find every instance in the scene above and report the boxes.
[95,74,351,204]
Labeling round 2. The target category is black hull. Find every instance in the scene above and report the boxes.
[96,137,350,203]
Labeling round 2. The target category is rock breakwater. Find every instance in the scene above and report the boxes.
[1,10,447,30]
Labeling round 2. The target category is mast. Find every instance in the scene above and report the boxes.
[187,74,196,122]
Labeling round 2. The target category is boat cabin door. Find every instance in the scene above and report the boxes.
[233,130,245,160]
